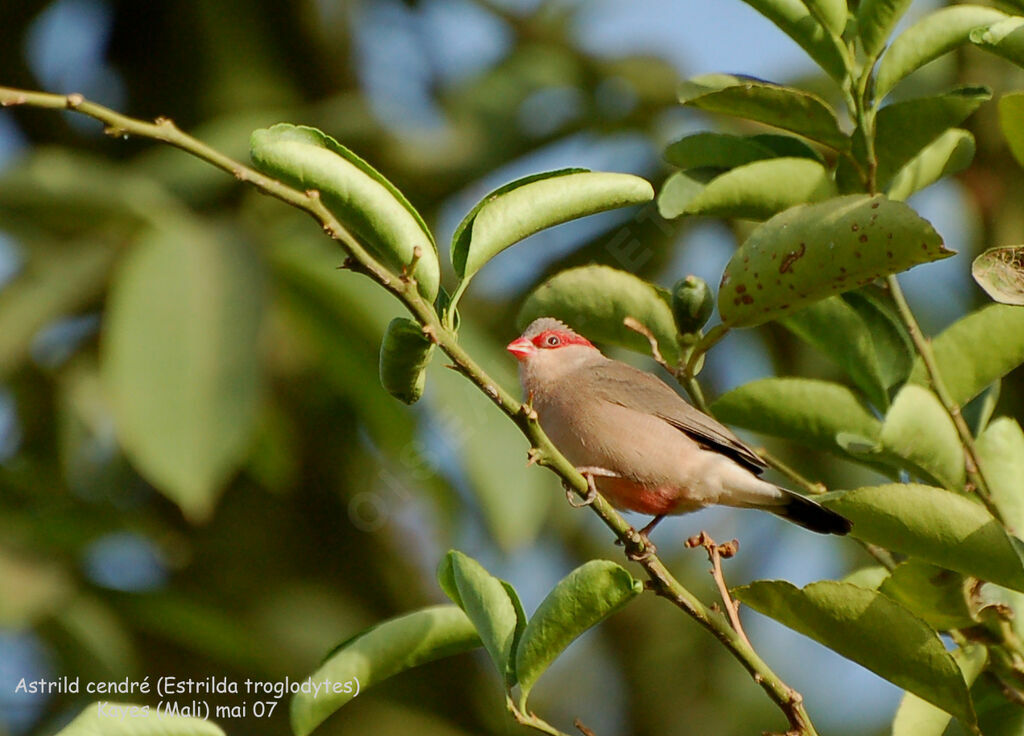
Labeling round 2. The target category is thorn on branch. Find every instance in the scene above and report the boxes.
[421,324,439,344]
[574,717,597,736]
[402,245,422,284]
[519,400,539,421]
[526,448,542,466]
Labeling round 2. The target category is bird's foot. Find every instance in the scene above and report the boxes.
[619,515,664,561]
[625,531,657,561]
[563,466,616,508]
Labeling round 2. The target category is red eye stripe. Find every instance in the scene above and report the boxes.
[529,330,594,349]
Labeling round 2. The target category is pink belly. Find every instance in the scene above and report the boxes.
[596,476,700,516]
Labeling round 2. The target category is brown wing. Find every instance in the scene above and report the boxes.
[587,360,767,475]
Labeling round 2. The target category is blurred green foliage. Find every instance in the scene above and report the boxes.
[2,2,1024,736]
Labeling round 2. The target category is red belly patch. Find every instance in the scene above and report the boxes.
[596,476,693,516]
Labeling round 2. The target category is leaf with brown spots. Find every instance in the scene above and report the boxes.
[718,195,954,328]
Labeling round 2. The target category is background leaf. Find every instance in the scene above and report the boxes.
[875,5,1008,98]
[250,124,440,301]
[711,377,882,455]
[822,484,1024,592]
[977,417,1024,534]
[515,560,641,702]
[718,195,952,328]
[451,171,653,280]
[998,92,1024,168]
[517,265,683,366]
[290,605,481,736]
[780,295,891,409]
[972,245,1024,305]
[907,304,1024,406]
[873,87,990,190]
[970,17,1024,68]
[878,561,977,630]
[102,226,263,522]
[678,75,848,149]
[737,0,848,80]
[670,158,836,220]
[437,550,525,687]
[858,0,914,58]
[0,242,116,381]
[878,384,965,490]
[887,128,975,201]
[55,702,226,736]
[891,646,987,736]
[734,580,976,727]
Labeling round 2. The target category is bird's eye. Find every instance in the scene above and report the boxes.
[544,334,560,347]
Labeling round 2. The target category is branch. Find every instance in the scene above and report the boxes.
[885,275,1004,526]
[0,86,820,736]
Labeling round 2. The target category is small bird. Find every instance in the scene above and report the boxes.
[507,317,851,539]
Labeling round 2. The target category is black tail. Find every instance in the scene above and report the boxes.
[776,489,852,535]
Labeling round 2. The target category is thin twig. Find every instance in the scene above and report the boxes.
[0,86,820,736]
[687,532,751,649]
[623,316,673,374]
[885,275,1004,526]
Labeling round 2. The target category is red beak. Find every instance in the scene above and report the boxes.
[506,336,534,360]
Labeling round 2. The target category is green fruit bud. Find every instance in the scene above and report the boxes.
[379,318,434,404]
[671,275,714,334]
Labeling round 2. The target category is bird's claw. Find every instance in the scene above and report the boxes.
[565,472,599,508]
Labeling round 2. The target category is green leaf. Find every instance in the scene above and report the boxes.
[378,317,434,404]
[908,304,1024,406]
[437,550,526,687]
[656,169,715,220]
[711,377,882,455]
[515,560,642,703]
[54,702,226,736]
[0,242,116,381]
[875,6,1008,99]
[249,124,440,301]
[734,580,976,727]
[878,384,965,490]
[887,128,976,202]
[718,195,952,328]
[678,74,848,150]
[290,605,481,736]
[892,646,987,736]
[858,0,913,59]
[971,17,1024,68]
[843,565,890,589]
[663,132,776,170]
[102,227,262,522]
[671,158,836,221]
[750,134,823,161]
[821,484,1024,592]
[998,92,1024,169]
[737,0,848,80]
[842,288,915,391]
[972,246,1024,305]
[780,295,891,409]
[803,0,848,36]
[977,417,1024,535]
[517,265,683,367]
[879,560,977,630]
[873,87,990,190]
[451,170,653,281]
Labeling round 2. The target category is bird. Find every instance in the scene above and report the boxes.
[506,317,852,540]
